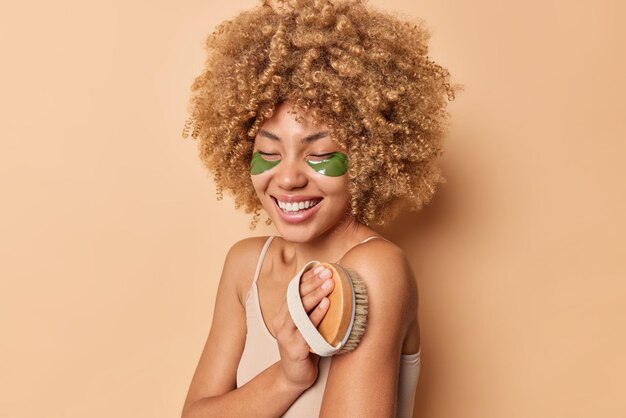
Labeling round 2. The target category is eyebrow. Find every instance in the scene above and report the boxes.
[258,130,329,143]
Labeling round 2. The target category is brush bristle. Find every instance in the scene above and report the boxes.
[337,266,368,354]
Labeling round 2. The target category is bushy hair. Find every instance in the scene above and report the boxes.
[183,0,457,229]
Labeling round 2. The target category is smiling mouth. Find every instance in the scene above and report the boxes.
[271,196,323,214]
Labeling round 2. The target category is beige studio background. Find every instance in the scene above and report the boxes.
[1,0,624,417]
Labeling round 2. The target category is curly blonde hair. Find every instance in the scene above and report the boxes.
[183,0,457,229]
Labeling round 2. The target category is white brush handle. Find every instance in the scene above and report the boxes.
[287,260,344,357]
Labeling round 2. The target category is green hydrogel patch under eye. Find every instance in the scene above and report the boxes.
[306,152,348,176]
[250,152,281,175]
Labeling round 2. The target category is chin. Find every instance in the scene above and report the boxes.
[275,224,318,243]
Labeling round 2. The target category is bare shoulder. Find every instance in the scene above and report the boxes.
[339,238,417,322]
[225,235,270,262]
[223,235,272,305]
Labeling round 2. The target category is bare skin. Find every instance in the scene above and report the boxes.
[181,101,420,417]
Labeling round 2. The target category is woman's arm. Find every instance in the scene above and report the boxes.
[181,238,308,418]
[181,237,336,417]
[182,362,306,418]
[319,241,418,417]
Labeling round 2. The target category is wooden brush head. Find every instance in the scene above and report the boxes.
[315,262,353,347]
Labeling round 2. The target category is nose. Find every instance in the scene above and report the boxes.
[274,158,308,190]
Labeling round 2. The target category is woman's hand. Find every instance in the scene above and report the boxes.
[272,264,335,390]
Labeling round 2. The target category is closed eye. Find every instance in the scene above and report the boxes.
[307,152,339,160]
[307,153,336,162]
[256,151,281,161]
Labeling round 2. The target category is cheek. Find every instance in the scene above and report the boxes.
[251,173,269,195]
[318,175,350,200]
[337,178,352,205]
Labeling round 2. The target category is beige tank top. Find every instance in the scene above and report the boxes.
[236,236,421,417]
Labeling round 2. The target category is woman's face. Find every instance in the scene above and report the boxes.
[251,101,351,243]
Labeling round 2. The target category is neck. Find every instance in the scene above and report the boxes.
[280,214,365,271]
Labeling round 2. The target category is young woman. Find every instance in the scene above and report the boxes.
[181,0,455,416]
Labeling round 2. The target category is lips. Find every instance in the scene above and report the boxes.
[273,197,322,211]
[270,195,323,224]
[272,194,324,203]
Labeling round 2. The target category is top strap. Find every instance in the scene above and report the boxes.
[359,235,390,244]
[251,236,275,287]
[333,235,391,262]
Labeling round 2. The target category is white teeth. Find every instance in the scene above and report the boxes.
[276,199,321,212]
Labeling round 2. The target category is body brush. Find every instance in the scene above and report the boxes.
[287,261,368,356]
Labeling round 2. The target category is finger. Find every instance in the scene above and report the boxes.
[301,277,334,312]
[300,263,324,284]
[308,297,330,327]
[300,266,332,296]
